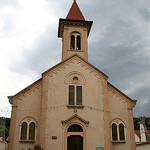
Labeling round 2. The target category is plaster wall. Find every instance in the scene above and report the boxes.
[62,25,88,61]
[12,83,42,150]
[44,60,105,150]
[135,134,140,143]
[108,88,133,150]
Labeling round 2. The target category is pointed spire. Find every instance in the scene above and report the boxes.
[66,1,85,21]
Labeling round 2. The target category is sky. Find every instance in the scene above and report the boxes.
[0,0,150,117]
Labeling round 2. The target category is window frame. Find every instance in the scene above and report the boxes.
[68,85,82,106]
[70,33,81,50]
[111,119,126,143]
[20,122,27,140]
[19,118,37,142]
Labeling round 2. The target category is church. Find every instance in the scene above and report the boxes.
[8,1,137,150]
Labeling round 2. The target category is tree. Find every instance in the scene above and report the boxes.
[0,126,8,141]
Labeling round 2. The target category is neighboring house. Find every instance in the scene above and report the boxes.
[135,126,150,150]
[135,121,150,144]
[135,130,150,143]
[135,130,141,143]
[0,137,3,142]
[8,1,137,150]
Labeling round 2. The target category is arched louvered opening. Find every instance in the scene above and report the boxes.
[70,35,75,50]
[76,35,81,50]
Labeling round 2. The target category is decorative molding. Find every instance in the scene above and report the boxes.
[11,80,42,101]
[19,116,38,126]
[66,105,84,109]
[61,114,89,125]
[108,83,136,106]
[43,55,108,81]
[64,71,86,85]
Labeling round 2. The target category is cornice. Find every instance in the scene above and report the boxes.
[8,78,42,104]
[108,82,137,107]
[58,18,93,37]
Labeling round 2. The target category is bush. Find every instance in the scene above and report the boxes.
[33,145,42,150]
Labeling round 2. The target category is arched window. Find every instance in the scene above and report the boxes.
[70,35,75,50]
[119,123,125,141]
[76,35,81,50]
[20,122,27,140]
[29,122,35,140]
[112,123,118,141]
[70,33,81,50]
[111,119,126,142]
[68,124,83,132]
[20,118,37,141]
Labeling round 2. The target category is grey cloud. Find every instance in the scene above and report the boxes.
[139,8,150,21]
[10,24,61,78]
[8,0,150,116]
[134,98,150,117]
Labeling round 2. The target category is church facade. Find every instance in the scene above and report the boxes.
[8,1,136,150]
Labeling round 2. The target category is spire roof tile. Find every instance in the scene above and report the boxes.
[66,1,85,21]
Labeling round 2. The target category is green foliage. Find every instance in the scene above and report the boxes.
[134,117,150,130]
[0,117,10,140]
[33,145,42,150]
[0,125,8,141]
[0,117,10,130]
[134,117,140,130]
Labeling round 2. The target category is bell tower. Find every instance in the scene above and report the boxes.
[58,0,93,61]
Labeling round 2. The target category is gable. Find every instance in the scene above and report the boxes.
[8,54,136,108]
[42,54,108,80]
[61,114,89,125]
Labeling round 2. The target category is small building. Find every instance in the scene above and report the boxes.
[8,1,137,150]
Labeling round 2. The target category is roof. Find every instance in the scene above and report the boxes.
[135,130,150,138]
[108,82,137,106]
[66,1,85,21]
[58,19,93,38]
[136,142,150,146]
[0,137,3,142]
[135,130,141,137]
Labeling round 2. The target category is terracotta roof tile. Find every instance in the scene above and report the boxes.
[66,1,85,21]
[135,130,141,137]
[0,137,3,141]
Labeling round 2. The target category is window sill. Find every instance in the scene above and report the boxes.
[112,140,126,143]
[67,105,84,109]
[19,140,35,143]
[67,50,84,52]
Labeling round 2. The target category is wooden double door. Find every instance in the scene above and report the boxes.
[67,135,83,150]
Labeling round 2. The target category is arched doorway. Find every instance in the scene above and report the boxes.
[67,124,84,150]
